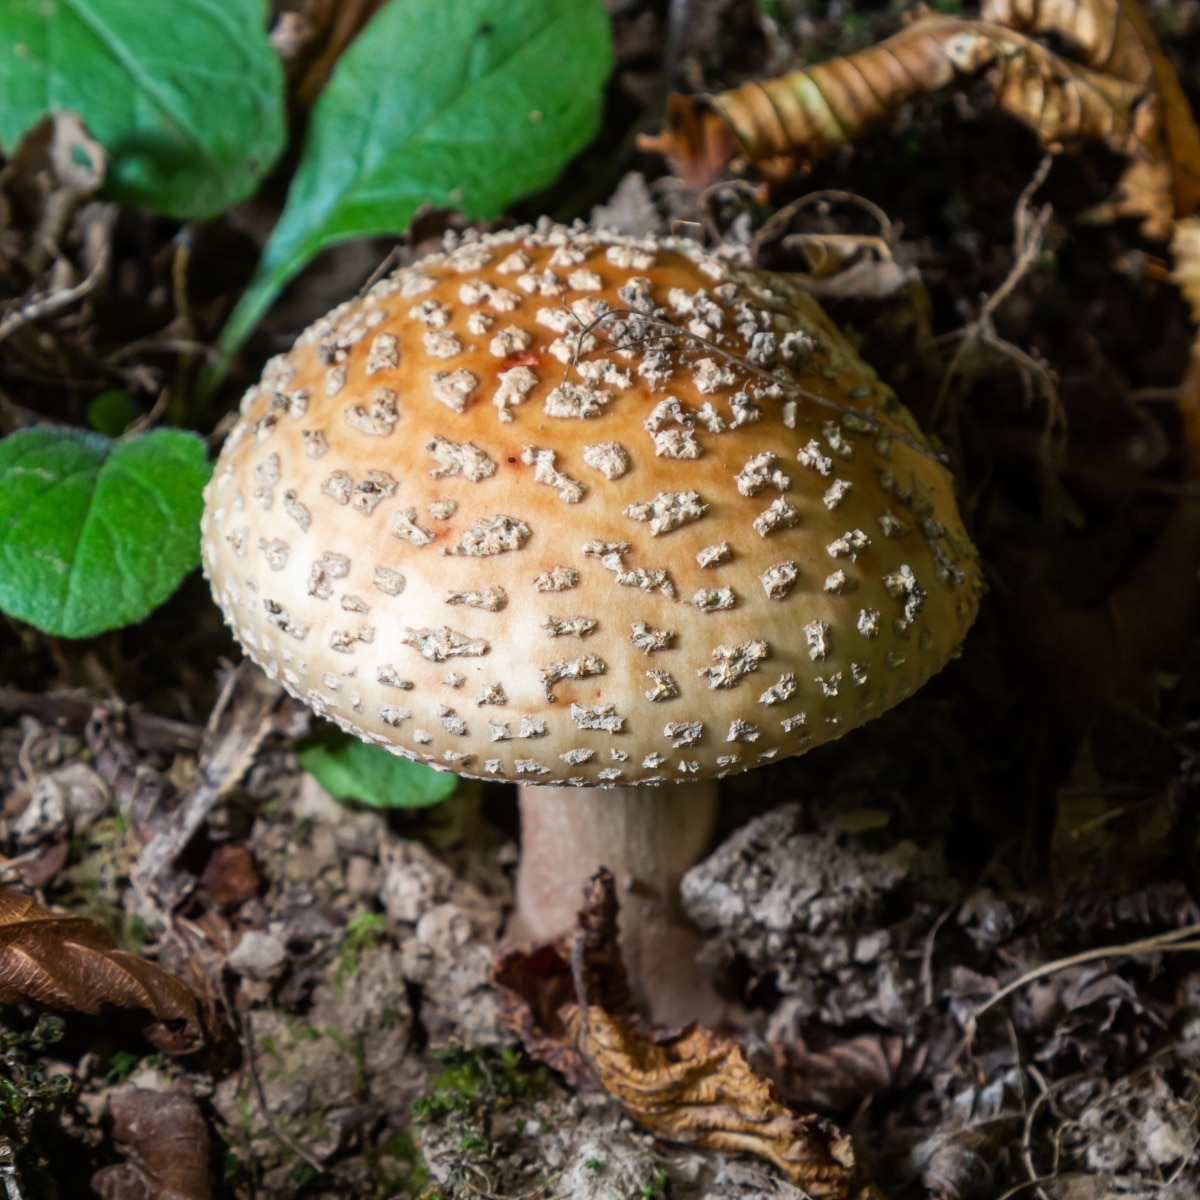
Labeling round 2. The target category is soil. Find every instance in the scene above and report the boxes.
[2,0,1200,1197]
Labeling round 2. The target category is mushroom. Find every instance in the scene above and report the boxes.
[201,220,982,1022]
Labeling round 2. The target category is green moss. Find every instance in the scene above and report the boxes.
[412,1044,545,1124]
[411,1044,549,1195]
[0,1014,77,1193]
[334,910,387,993]
[642,1167,669,1199]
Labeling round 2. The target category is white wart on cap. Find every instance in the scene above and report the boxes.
[201,221,982,785]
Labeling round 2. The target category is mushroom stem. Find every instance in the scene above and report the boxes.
[512,781,720,1025]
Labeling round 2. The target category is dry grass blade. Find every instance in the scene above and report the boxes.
[0,887,210,1053]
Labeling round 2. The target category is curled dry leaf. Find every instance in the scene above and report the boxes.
[492,870,639,1089]
[981,0,1200,217]
[0,887,210,1053]
[564,1005,863,1197]
[91,1083,212,1200]
[493,871,879,1197]
[641,8,1200,238]
[643,17,1151,187]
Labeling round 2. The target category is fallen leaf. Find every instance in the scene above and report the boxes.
[564,1004,862,1197]
[492,941,594,1087]
[91,1083,212,1200]
[493,870,880,1197]
[492,869,637,1088]
[773,1030,907,1112]
[981,0,1200,216]
[0,888,210,1053]
[641,16,1169,232]
[274,0,390,108]
[197,842,262,910]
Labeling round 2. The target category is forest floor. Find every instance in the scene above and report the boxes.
[3,0,1200,1197]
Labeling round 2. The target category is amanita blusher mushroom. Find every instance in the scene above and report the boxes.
[201,220,982,1022]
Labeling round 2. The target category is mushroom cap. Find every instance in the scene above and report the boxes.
[201,221,982,787]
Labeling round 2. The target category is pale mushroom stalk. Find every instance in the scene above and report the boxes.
[512,781,719,1023]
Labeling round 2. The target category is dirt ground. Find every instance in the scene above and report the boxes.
[2,0,1200,1197]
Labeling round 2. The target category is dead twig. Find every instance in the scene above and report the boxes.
[131,663,294,895]
[0,687,203,756]
[752,188,899,265]
[963,921,1200,1046]
[0,245,110,347]
[934,157,1062,443]
[241,1010,326,1179]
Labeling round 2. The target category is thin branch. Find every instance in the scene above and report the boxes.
[963,922,1200,1045]
[0,246,109,347]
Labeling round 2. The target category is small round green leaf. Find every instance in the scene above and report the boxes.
[0,427,211,638]
[296,730,458,809]
[87,390,136,437]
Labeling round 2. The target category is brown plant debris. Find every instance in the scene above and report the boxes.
[493,870,876,1197]
[0,887,210,1053]
[645,18,1143,179]
[981,0,1200,215]
[91,1082,212,1200]
[563,1005,863,1197]
[641,5,1200,239]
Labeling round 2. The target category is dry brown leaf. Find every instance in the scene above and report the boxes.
[0,888,210,1053]
[91,1083,212,1200]
[641,16,1163,225]
[491,870,639,1088]
[564,1004,864,1197]
[492,940,594,1087]
[1173,215,1200,324]
[493,871,880,1197]
[982,0,1200,216]
[774,1030,907,1112]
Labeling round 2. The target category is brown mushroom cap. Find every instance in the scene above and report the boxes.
[201,221,982,787]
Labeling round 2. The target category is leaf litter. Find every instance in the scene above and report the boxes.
[2,0,1200,1195]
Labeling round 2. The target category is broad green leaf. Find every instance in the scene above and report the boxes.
[0,427,211,638]
[219,0,612,358]
[0,0,285,219]
[296,730,458,809]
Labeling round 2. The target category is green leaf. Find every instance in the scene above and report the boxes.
[0,0,285,219]
[87,390,136,437]
[219,0,612,358]
[0,427,211,638]
[297,729,458,809]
